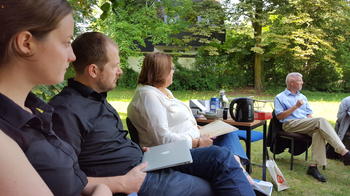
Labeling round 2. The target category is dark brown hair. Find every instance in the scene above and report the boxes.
[0,0,73,65]
[71,32,117,74]
[138,52,172,87]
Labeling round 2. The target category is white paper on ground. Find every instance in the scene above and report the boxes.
[266,159,289,191]
[252,179,273,196]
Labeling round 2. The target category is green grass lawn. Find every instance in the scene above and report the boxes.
[108,87,350,196]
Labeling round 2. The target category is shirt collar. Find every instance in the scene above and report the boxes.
[0,92,53,129]
[67,78,107,101]
[283,89,300,96]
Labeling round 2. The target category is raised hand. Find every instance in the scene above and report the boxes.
[295,99,304,108]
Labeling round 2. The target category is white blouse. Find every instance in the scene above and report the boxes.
[127,85,199,148]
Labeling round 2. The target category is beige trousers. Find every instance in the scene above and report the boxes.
[283,117,346,166]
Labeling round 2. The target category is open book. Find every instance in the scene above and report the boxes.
[199,120,238,137]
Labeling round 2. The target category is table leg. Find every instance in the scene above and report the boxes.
[262,121,267,180]
[246,128,252,173]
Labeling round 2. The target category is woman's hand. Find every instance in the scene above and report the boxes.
[198,135,213,147]
[142,147,150,152]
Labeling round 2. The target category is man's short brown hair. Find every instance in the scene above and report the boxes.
[138,52,172,87]
[71,32,117,74]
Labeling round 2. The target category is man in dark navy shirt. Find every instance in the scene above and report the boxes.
[50,78,143,176]
[49,32,255,196]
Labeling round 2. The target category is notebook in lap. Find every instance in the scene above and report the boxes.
[200,120,238,137]
[142,140,193,172]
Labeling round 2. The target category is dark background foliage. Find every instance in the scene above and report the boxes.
[35,0,350,100]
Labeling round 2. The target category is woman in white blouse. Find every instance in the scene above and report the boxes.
[127,52,251,172]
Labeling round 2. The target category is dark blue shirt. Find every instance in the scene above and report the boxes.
[49,79,143,177]
[0,92,87,196]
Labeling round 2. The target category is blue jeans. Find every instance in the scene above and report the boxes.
[138,146,255,196]
[214,132,249,164]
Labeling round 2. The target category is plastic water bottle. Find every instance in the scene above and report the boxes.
[219,90,229,108]
[210,97,219,113]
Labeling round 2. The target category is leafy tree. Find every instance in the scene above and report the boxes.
[92,0,227,61]
[223,0,350,91]
[263,0,350,91]
[222,0,288,91]
[35,0,350,98]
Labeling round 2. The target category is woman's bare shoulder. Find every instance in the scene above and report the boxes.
[0,130,53,196]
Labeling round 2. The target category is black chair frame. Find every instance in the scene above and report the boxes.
[273,133,310,170]
[268,110,313,170]
[126,117,140,144]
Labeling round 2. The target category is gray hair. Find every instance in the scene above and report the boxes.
[286,72,303,87]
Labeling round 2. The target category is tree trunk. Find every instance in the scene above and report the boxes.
[253,0,263,91]
[254,47,263,91]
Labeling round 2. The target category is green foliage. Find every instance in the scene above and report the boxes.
[170,64,219,90]
[33,83,66,102]
[118,67,139,88]
[92,1,163,63]
[275,1,348,91]
[70,0,229,64]
[170,31,256,91]
[304,62,342,92]
[58,0,350,94]
[91,0,200,65]
[223,0,350,92]
[33,67,75,101]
